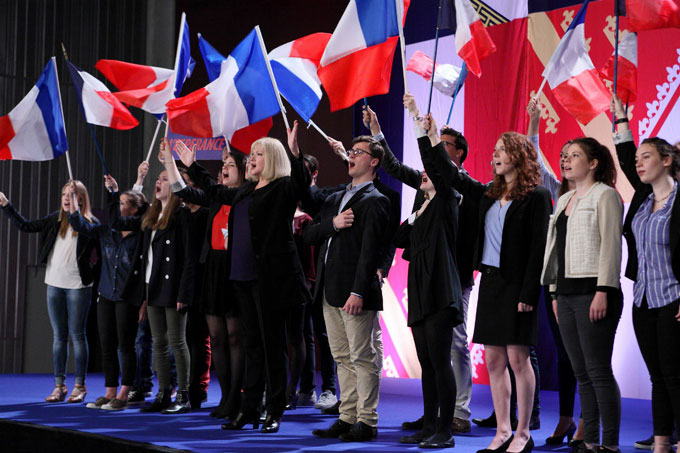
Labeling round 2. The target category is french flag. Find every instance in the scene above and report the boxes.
[406,50,466,97]
[626,0,680,32]
[446,0,496,77]
[542,0,610,125]
[269,33,331,122]
[0,58,68,161]
[66,61,138,130]
[599,32,638,104]
[318,0,410,111]
[166,27,280,141]
[197,33,274,153]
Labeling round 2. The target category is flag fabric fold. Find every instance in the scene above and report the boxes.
[626,0,680,32]
[166,28,280,141]
[406,50,464,97]
[0,59,68,161]
[269,33,331,122]
[541,0,610,125]
[66,61,138,130]
[599,32,638,104]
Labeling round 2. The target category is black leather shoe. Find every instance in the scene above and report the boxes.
[473,412,497,428]
[312,419,352,438]
[339,421,378,442]
[399,429,433,444]
[507,436,534,453]
[321,400,340,415]
[285,393,298,411]
[162,390,191,414]
[140,390,171,413]
[419,433,455,448]
[221,411,260,430]
[402,415,424,430]
[477,434,514,453]
[260,415,280,433]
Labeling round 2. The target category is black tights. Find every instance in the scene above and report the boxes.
[206,313,243,415]
[411,308,457,437]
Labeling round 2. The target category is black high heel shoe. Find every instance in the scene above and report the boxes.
[546,422,576,445]
[507,436,534,453]
[477,435,514,453]
[221,411,260,430]
[260,414,281,433]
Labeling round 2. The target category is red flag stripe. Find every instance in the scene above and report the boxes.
[0,114,15,160]
[553,68,611,125]
[166,87,213,138]
[94,91,139,130]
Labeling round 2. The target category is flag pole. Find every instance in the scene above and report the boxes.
[427,0,444,115]
[396,0,409,93]
[166,12,187,139]
[612,1,620,132]
[145,117,164,162]
[255,26,290,130]
[446,62,466,125]
[51,56,74,182]
[307,119,329,141]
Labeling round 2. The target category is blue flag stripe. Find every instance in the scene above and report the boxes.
[36,61,68,158]
[270,60,320,123]
[356,0,399,48]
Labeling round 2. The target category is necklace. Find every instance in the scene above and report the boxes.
[654,190,672,203]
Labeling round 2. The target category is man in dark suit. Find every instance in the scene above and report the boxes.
[304,136,390,442]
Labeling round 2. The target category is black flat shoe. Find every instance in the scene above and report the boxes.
[221,411,260,430]
[419,433,455,449]
[339,421,378,442]
[313,419,352,438]
[472,413,518,430]
[162,390,191,414]
[507,436,534,453]
[402,415,424,430]
[261,415,280,433]
[399,429,434,444]
[546,422,576,445]
[477,434,514,453]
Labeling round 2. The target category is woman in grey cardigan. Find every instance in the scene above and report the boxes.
[541,137,623,453]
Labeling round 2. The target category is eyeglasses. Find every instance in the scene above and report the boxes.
[346,148,375,158]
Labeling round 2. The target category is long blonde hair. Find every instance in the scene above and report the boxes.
[251,137,291,182]
[58,180,93,238]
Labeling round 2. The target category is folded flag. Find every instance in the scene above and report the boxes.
[66,61,138,130]
[166,27,280,141]
[0,58,68,161]
[318,0,410,111]
[269,32,331,122]
[197,33,274,153]
[626,0,680,32]
[599,32,637,104]
[406,50,464,97]
[542,0,610,125]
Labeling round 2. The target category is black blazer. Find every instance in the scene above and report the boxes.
[185,149,312,309]
[303,182,390,311]
[1,203,100,286]
[113,204,196,308]
[616,138,680,282]
[428,136,551,307]
[380,137,478,288]
[394,139,463,326]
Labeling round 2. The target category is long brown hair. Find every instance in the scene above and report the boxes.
[57,180,93,238]
[486,132,541,200]
[141,192,180,230]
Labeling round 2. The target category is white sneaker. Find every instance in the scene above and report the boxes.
[297,390,317,406]
[314,390,337,410]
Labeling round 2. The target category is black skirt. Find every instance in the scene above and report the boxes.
[473,266,537,346]
[200,249,236,316]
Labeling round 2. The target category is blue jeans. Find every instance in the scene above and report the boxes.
[46,285,92,386]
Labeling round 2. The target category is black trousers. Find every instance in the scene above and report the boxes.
[411,308,457,434]
[232,280,288,418]
[300,300,336,394]
[97,296,138,388]
[633,298,680,436]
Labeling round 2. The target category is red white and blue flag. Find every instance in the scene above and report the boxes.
[269,33,331,122]
[541,0,610,125]
[599,32,638,104]
[626,0,680,32]
[406,50,466,97]
[318,0,410,111]
[0,58,68,161]
[166,27,280,141]
[66,61,138,130]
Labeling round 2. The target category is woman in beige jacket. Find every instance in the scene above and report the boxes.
[541,137,623,453]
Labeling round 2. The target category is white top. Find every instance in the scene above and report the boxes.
[145,213,162,284]
[45,226,89,289]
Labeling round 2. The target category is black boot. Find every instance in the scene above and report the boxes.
[162,390,191,414]
[140,390,172,413]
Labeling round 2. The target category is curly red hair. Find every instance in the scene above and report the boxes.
[485,132,541,200]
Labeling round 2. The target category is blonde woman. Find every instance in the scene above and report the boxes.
[0,181,99,403]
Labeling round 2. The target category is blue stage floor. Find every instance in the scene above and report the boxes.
[0,373,652,452]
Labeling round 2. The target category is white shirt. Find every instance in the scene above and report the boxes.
[45,226,89,289]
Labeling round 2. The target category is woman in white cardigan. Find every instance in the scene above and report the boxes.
[541,137,624,453]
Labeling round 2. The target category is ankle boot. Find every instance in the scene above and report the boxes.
[162,390,191,414]
[140,390,172,413]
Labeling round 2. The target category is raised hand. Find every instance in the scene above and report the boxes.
[174,139,196,168]
[610,93,625,118]
[424,113,440,143]
[136,161,149,186]
[527,97,541,136]
[287,119,300,158]
[362,105,381,136]
[0,192,8,207]
[104,174,119,192]
[403,93,420,118]
[327,136,348,162]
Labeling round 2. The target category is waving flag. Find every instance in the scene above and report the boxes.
[407,50,465,97]
[198,33,225,82]
[166,27,280,141]
[66,61,138,130]
[269,33,331,122]
[0,58,68,161]
[626,0,680,32]
[599,32,638,104]
[541,0,610,125]
[318,0,410,111]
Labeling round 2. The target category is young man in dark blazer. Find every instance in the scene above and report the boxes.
[304,136,391,442]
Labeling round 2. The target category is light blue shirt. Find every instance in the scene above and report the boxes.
[481,200,512,268]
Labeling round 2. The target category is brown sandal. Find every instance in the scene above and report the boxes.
[66,384,87,403]
[45,385,68,402]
